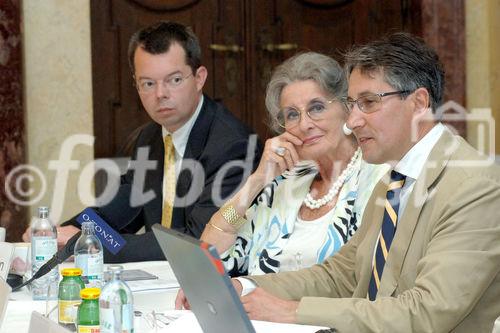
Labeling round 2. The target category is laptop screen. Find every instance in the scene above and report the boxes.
[152,225,255,333]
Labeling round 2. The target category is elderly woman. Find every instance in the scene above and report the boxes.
[203,52,387,276]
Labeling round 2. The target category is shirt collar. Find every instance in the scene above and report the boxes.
[394,123,445,180]
[162,95,204,158]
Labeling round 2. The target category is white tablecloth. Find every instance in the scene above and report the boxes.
[2,261,327,333]
[1,261,178,333]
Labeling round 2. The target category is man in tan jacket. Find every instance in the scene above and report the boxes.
[191,33,500,332]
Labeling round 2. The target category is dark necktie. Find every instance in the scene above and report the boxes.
[368,170,406,301]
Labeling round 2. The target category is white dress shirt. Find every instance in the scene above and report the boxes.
[393,122,445,217]
[161,95,204,209]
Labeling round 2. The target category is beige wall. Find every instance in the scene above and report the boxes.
[22,0,94,223]
[466,0,500,156]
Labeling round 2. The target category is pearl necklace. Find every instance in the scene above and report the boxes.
[303,148,361,210]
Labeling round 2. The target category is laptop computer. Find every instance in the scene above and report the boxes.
[152,224,256,333]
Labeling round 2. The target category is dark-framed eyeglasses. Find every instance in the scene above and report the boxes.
[277,98,339,129]
[343,90,412,114]
[135,72,194,94]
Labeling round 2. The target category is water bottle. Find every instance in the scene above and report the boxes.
[74,221,104,288]
[100,265,134,333]
[31,206,58,300]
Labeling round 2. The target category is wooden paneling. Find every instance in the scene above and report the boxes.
[91,0,216,158]
[421,0,466,136]
[91,0,465,158]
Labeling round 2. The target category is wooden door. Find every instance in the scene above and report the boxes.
[91,0,218,158]
[91,0,464,159]
[247,0,423,140]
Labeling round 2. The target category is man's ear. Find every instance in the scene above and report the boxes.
[413,87,431,115]
[194,66,208,92]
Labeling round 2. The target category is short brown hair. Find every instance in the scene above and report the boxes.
[128,21,201,74]
[344,32,445,111]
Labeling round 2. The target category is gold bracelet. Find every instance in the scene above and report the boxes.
[208,222,235,234]
[220,204,246,229]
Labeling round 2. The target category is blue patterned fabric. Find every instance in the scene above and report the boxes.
[220,158,389,276]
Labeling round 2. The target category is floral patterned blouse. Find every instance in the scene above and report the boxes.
[221,157,389,276]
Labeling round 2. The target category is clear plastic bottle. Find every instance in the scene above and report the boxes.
[31,206,59,300]
[99,265,134,333]
[74,221,104,288]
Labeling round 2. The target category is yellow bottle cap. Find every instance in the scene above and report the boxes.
[80,288,100,299]
[61,268,83,276]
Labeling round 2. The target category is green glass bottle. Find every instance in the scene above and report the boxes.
[77,288,100,333]
[58,268,86,329]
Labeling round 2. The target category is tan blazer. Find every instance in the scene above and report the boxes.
[250,129,500,333]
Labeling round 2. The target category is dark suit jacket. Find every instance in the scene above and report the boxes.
[64,96,262,262]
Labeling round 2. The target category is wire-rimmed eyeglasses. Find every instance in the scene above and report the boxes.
[277,97,340,129]
[343,90,412,114]
[135,72,194,94]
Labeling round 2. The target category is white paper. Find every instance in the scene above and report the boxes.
[162,311,329,333]
[0,243,14,280]
[126,278,180,292]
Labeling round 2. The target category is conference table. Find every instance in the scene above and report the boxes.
[2,261,328,333]
[2,261,180,333]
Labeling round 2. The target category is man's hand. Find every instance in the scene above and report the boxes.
[175,288,191,310]
[22,227,30,242]
[22,225,80,249]
[56,225,80,248]
[232,278,243,295]
[241,287,299,323]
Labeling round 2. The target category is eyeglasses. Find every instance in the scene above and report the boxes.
[135,72,194,94]
[343,90,412,114]
[277,98,338,129]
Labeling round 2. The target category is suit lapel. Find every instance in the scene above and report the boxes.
[378,129,456,297]
[146,125,164,224]
[172,96,215,227]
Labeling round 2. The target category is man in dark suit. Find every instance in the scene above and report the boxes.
[24,21,262,262]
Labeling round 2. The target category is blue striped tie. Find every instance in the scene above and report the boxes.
[368,170,406,301]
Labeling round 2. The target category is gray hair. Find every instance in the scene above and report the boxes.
[344,32,445,112]
[266,52,347,133]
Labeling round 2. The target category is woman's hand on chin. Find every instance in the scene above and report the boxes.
[252,132,303,185]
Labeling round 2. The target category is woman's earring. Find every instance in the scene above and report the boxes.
[343,123,352,136]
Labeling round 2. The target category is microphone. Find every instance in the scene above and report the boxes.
[13,184,143,291]
[12,232,82,291]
